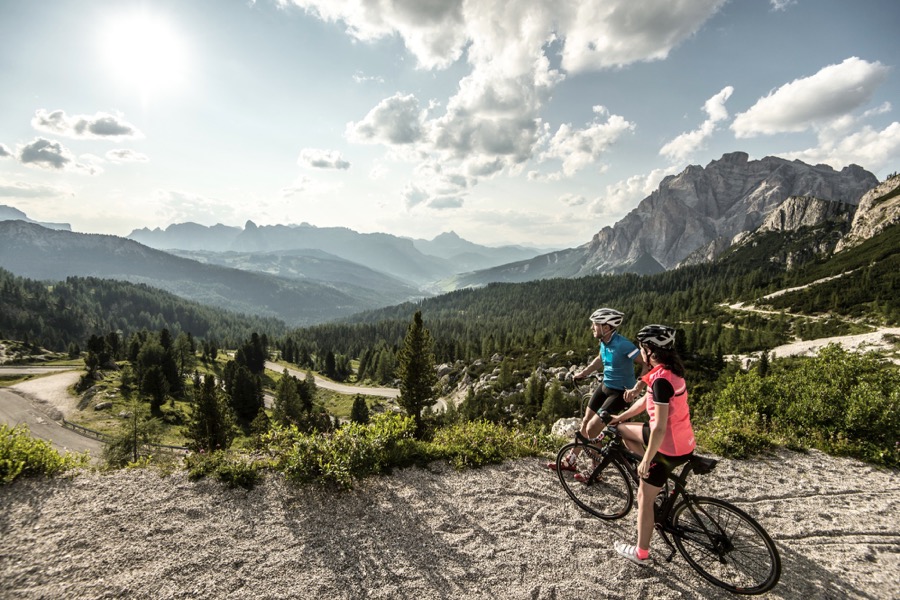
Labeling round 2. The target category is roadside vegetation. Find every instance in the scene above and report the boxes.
[2,222,899,488]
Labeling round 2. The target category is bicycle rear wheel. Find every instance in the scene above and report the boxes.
[672,497,781,595]
[556,442,632,520]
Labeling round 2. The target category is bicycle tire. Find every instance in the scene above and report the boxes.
[556,441,632,520]
[672,496,781,595]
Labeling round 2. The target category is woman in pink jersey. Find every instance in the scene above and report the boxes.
[608,324,695,567]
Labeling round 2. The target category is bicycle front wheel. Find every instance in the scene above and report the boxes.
[556,442,632,520]
[672,497,781,595]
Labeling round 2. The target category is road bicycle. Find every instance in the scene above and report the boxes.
[555,426,781,595]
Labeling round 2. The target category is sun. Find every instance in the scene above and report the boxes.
[99,10,189,101]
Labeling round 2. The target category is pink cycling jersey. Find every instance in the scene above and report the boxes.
[643,365,696,456]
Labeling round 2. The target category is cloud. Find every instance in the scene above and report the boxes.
[660,86,733,163]
[106,149,149,163]
[731,57,890,138]
[540,106,635,178]
[294,1,727,210]
[0,143,11,158]
[589,168,671,217]
[31,109,144,140]
[400,161,470,210]
[346,93,425,145]
[778,121,900,174]
[560,193,587,207]
[353,72,385,84]
[559,0,728,72]
[769,0,797,10]
[280,0,468,70]
[18,138,75,170]
[155,190,238,225]
[0,180,69,198]
[297,148,350,169]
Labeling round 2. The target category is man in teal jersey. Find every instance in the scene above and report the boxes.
[548,308,646,472]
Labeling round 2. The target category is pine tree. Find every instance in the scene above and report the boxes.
[183,373,235,452]
[350,394,370,424]
[272,370,304,426]
[103,398,163,467]
[396,311,437,435]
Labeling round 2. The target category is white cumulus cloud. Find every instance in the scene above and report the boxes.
[297,148,351,170]
[731,57,890,138]
[31,109,143,140]
[660,86,734,164]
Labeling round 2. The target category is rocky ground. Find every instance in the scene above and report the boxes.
[2,335,899,599]
[0,447,898,599]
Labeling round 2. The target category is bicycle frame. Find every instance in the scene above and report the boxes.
[563,427,780,594]
[574,428,718,562]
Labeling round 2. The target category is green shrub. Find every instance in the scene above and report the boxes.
[184,450,261,490]
[696,410,773,459]
[701,345,900,466]
[429,420,558,469]
[0,424,89,484]
[269,412,419,489]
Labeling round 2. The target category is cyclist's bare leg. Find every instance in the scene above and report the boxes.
[569,408,600,457]
[617,422,645,456]
[571,408,609,458]
[636,479,663,553]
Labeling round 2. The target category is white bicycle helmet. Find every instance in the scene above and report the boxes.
[637,324,676,349]
[589,308,624,328]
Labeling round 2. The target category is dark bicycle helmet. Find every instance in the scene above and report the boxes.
[589,308,624,327]
[637,324,676,349]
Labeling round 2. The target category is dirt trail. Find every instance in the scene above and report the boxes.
[0,448,897,599]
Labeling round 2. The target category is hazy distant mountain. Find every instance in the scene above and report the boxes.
[411,231,547,271]
[0,205,71,231]
[128,222,546,287]
[0,221,414,326]
[128,222,242,250]
[167,247,421,307]
[451,153,879,288]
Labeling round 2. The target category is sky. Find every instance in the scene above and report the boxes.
[1,0,899,249]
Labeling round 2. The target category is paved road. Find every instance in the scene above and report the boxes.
[265,361,447,411]
[265,361,400,398]
[0,387,104,458]
[0,365,81,375]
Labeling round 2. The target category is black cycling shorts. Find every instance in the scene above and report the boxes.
[641,422,693,488]
[587,383,627,417]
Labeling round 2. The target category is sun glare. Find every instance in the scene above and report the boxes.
[100,11,189,101]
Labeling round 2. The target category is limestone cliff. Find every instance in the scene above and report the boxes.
[578,152,876,274]
[835,174,900,252]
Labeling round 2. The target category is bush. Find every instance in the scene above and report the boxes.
[696,410,773,459]
[429,420,558,469]
[268,412,419,489]
[0,424,89,484]
[184,450,261,490]
[700,345,900,466]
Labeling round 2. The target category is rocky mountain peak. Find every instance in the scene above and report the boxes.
[579,153,877,275]
[756,196,855,234]
[835,174,900,252]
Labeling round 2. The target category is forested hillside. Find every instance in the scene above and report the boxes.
[283,221,900,370]
[0,269,286,351]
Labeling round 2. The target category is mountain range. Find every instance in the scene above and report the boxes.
[0,152,895,327]
[448,152,879,287]
[127,223,545,288]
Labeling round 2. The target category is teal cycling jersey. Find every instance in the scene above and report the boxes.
[599,332,639,390]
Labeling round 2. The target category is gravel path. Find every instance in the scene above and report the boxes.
[1,449,897,599]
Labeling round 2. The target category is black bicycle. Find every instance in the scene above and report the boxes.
[555,427,781,595]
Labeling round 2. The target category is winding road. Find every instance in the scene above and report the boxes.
[265,361,399,398]
[0,367,104,458]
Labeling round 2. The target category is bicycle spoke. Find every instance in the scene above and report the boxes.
[556,442,633,520]
[672,497,781,595]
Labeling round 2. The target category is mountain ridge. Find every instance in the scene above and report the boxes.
[450,152,881,288]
